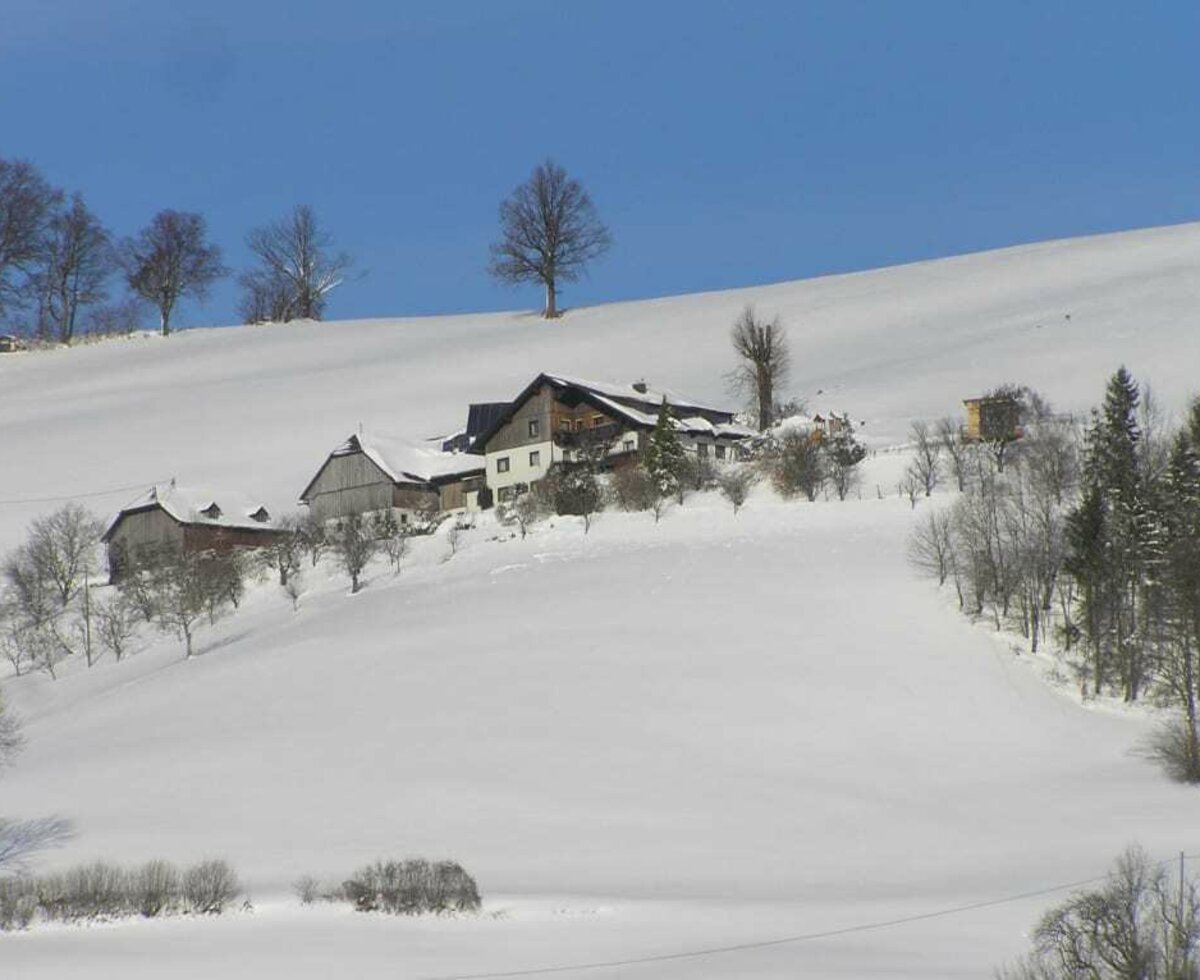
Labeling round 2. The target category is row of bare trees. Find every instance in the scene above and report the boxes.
[0,156,353,340]
[909,372,1200,781]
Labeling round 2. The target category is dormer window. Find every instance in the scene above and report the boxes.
[200,503,222,520]
[249,507,270,523]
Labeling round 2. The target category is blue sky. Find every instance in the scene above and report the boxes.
[3,0,1197,326]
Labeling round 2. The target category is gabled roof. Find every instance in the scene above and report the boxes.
[470,373,739,453]
[103,485,276,542]
[299,433,484,503]
[466,402,510,440]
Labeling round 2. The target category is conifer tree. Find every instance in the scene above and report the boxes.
[644,399,686,502]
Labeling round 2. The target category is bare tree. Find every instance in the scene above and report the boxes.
[93,593,140,663]
[999,846,1200,980]
[24,504,103,608]
[729,306,790,432]
[371,511,410,573]
[121,210,226,336]
[128,545,236,658]
[242,205,351,322]
[935,416,968,492]
[329,512,376,593]
[908,509,956,587]
[906,420,942,497]
[35,194,115,344]
[0,158,61,320]
[259,515,304,586]
[488,159,611,318]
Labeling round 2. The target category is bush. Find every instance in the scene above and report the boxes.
[610,466,657,511]
[0,878,37,930]
[182,859,240,914]
[1142,715,1200,783]
[341,858,481,915]
[133,859,181,917]
[770,430,825,501]
[718,466,756,515]
[293,873,319,905]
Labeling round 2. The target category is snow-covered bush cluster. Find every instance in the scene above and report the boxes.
[294,859,481,916]
[0,858,241,930]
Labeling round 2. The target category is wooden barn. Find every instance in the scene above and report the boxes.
[102,484,281,581]
[299,433,485,524]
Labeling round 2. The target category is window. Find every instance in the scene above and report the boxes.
[591,415,604,427]
[697,442,709,458]
[715,444,727,460]
[496,456,510,474]
[622,439,635,453]
[560,418,571,431]
[529,450,541,468]
[528,418,540,438]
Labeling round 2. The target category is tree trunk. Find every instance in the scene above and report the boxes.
[544,279,558,319]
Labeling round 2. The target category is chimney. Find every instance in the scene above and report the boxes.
[632,379,648,394]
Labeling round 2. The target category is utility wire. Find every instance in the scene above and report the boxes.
[421,853,1200,980]
[0,478,169,507]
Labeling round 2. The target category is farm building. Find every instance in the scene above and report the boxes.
[102,484,281,581]
[471,373,752,501]
[299,432,485,524]
[962,393,1023,443]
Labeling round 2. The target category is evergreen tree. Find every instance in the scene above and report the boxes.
[644,399,687,502]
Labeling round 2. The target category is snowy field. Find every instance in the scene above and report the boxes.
[2,223,1199,977]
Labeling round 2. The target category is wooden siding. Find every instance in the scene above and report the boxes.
[305,451,397,522]
[484,385,556,453]
[107,507,278,580]
[109,507,184,556]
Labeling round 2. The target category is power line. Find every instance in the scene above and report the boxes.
[0,478,169,508]
[421,853,1200,980]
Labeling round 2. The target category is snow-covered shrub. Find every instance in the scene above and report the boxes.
[341,858,481,915]
[1142,716,1200,784]
[182,859,240,914]
[0,878,37,930]
[610,466,656,512]
[718,466,756,515]
[132,859,181,917]
[768,429,826,501]
[293,874,319,905]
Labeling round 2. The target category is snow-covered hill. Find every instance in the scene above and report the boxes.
[2,223,1199,978]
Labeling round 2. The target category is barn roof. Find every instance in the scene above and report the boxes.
[299,433,484,503]
[102,485,276,541]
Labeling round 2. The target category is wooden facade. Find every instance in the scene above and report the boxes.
[104,497,280,581]
[962,395,1022,443]
[299,434,484,524]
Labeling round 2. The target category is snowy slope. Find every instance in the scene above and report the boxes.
[2,223,1200,978]
[1,221,1197,552]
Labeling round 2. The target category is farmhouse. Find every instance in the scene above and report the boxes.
[471,373,751,500]
[102,484,280,580]
[299,432,485,524]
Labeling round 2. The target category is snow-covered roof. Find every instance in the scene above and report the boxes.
[338,433,484,485]
[103,484,276,540]
[543,373,727,416]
